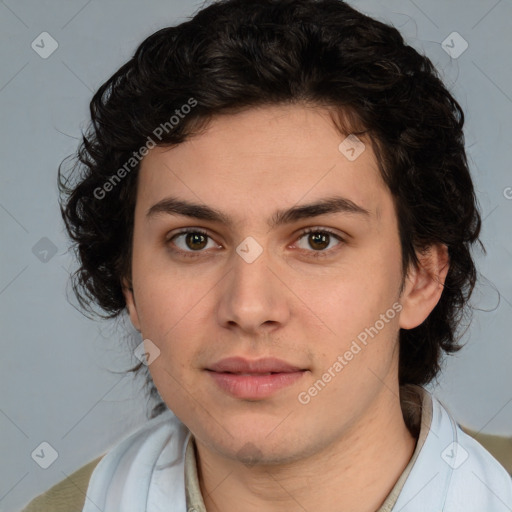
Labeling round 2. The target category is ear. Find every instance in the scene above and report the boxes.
[398,244,450,330]
[121,277,141,332]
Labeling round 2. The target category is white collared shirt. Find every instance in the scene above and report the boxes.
[83,386,512,511]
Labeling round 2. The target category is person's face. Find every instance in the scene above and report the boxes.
[123,104,437,464]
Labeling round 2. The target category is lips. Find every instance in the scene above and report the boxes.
[206,357,306,399]
[207,357,303,374]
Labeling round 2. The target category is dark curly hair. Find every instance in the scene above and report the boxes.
[59,0,483,414]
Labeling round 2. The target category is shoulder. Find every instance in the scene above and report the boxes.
[83,411,189,510]
[21,411,185,512]
[446,423,512,509]
[459,424,512,474]
[394,390,512,511]
[433,395,512,510]
[21,456,104,512]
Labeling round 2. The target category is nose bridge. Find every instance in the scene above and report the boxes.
[216,241,289,331]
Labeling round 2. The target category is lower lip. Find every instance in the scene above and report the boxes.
[207,371,306,399]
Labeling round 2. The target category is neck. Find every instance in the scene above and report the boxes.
[195,384,418,512]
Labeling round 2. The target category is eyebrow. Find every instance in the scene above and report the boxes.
[146,195,371,228]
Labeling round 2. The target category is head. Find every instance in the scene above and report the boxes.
[60,0,482,461]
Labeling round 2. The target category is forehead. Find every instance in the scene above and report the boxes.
[137,104,388,221]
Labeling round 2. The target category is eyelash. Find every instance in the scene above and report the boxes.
[166,227,345,259]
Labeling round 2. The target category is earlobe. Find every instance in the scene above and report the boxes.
[121,277,141,332]
[398,244,450,330]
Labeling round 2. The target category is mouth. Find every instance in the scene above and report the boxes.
[205,357,307,400]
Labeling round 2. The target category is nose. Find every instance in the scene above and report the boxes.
[216,245,291,335]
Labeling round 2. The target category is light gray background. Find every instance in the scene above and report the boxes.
[1,0,511,510]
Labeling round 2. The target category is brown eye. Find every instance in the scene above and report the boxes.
[308,232,330,250]
[295,229,344,254]
[169,230,217,253]
[185,232,208,250]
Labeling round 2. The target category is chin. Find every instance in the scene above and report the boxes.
[233,442,303,467]
[195,417,315,467]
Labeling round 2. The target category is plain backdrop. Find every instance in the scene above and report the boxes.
[1,0,511,510]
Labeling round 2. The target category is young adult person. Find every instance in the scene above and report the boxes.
[23,0,512,510]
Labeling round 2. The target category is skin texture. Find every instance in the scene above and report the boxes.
[123,104,449,512]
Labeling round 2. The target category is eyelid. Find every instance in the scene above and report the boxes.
[165,227,212,242]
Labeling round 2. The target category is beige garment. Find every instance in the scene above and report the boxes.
[20,456,104,512]
[185,384,433,512]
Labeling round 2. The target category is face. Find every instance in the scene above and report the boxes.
[123,104,436,465]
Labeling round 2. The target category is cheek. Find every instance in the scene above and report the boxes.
[301,261,402,373]
[301,260,397,330]
[142,316,200,414]
[132,268,213,356]
[133,266,206,334]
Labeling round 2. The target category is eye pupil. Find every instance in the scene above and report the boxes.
[309,232,329,250]
[186,232,208,250]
